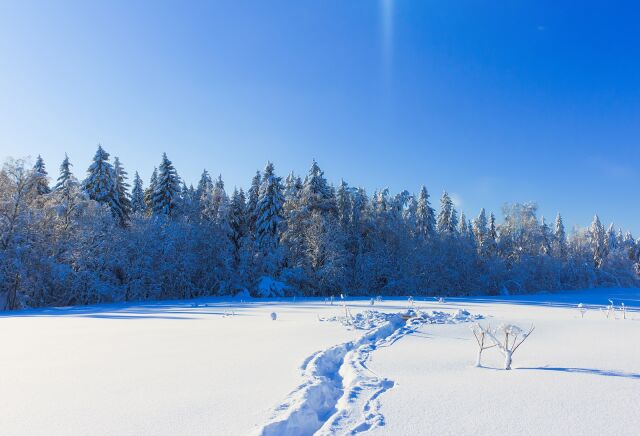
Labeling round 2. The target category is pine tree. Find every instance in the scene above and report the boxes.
[152,153,181,217]
[82,145,123,220]
[33,155,51,195]
[415,186,436,239]
[487,212,498,256]
[144,167,158,215]
[255,162,284,249]
[284,172,303,203]
[131,171,145,215]
[336,179,353,229]
[437,192,458,235]
[113,157,131,223]
[554,213,567,259]
[459,211,469,236]
[473,208,488,254]
[540,216,551,255]
[196,169,213,205]
[202,175,228,224]
[605,223,617,254]
[54,154,74,191]
[590,214,606,268]
[229,187,247,262]
[246,170,262,236]
[301,160,335,214]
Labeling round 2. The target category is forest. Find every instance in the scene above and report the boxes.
[1,146,638,310]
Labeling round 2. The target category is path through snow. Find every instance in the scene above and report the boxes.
[256,309,481,436]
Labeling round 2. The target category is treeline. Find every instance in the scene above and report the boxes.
[1,146,638,310]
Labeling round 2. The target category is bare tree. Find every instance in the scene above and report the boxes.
[474,323,535,370]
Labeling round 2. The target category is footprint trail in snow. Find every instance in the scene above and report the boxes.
[256,309,481,436]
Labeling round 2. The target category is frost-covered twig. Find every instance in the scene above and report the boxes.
[471,323,497,367]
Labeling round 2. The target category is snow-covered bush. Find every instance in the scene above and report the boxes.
[473,323,535,370]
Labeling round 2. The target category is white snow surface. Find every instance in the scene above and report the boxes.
[1,288,639,436]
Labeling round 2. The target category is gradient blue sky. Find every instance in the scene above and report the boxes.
[1,1,638,233]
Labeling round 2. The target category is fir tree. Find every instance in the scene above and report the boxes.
[131,171,145,215]
[113,157,131,223]
[229,187,247,263]
[255,162,284,249]
[336,179,353,229]
[415,186,436,239]
[459,212,469,236]
[246,170,261,236]
[33,155,51,195]
[144,167,158,215]
[437,192,458,235]
[487,212,498,256]
[54,154,74,192]
[590,214,606,268]
[152,153,181,217]
[473,208,488,254]
[554,213,567,259]
[301,160,335,214]
[540,216,551,255]
[82,145,123,220]
[605,223,617,254]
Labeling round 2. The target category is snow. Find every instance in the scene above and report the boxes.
[2,289,639,435]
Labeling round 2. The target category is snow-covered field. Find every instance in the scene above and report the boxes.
[2,289,639,435]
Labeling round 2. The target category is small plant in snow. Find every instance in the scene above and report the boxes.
[471,323,497,367]
[601,299,615,319]
[577,303,587,318]
[473,323,535,370]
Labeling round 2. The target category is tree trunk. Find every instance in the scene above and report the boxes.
[504,351,513,370]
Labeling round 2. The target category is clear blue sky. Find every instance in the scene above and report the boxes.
[1,1,638,233]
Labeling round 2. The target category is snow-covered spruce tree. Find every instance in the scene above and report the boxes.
[229,187,247,264]
[152,153,181,217]
[590,214,606,268]
[605,223,617,254]
[82,145,125,223]
[255,162,284,250]
[437,191,458,235]
[246,170,261,238]
[336,179,353,230]
[113,157,131,223]
[473,208,488,255]
[130,171,145,215]
[540,216,551,255]
[54,154,73,192]
[202,175,230,229]
[487,212,498,256]
[300,160,336,214]
[554,213,567,259]
[144,167,157,215]
[415,186,436,240]
[33,155,51,195]
[284,172,302,204]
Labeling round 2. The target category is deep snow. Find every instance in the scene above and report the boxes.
[1,289,639,435]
